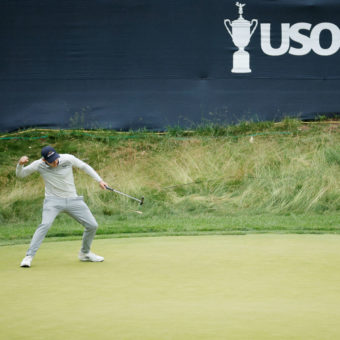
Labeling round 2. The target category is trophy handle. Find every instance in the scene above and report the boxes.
[224,19,233,37]
[250,19,258,38]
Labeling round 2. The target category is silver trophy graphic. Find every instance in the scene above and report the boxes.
[224,2,258,73]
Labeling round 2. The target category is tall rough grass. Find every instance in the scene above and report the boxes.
[0,120,339,224]
[131,132,339,215]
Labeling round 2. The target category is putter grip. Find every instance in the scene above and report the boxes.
[105,185,114,191]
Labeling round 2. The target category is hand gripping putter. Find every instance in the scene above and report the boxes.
[105,185,144,205]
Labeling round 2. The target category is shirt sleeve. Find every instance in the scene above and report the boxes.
[68,155,103,182]
[16,160,41,178]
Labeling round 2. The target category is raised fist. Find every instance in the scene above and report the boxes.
[19,156,29,165]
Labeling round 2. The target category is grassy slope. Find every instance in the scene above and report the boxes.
[0,119,339,244]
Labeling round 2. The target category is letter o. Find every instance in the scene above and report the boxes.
[311,23,340,56]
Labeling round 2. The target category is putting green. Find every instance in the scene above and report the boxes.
[1,234,340,339]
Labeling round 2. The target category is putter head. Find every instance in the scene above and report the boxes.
[140,197,144,205]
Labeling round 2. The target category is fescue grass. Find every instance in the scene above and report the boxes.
[0,118,339,243]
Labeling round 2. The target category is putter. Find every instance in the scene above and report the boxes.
[105,185,144,205]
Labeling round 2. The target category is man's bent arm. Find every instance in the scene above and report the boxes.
[16,160,40,178]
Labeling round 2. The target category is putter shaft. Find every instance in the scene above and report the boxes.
[105,185,144,205]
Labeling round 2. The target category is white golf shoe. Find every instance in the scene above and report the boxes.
[20,255,33,268]
[78,251,104,262]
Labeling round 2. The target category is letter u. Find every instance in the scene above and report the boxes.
[261,23,290,56]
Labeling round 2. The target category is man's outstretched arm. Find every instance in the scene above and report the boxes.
[69,155,108,189]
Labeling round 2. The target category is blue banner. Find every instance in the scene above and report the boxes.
[0,0,339,131]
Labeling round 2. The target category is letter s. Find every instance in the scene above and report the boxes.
[289,23,312,56]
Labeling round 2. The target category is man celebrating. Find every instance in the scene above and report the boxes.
[16,146,108,268]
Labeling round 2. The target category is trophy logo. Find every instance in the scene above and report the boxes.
[224,2,258,73]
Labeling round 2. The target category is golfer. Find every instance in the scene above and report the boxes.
[17,146,108,268]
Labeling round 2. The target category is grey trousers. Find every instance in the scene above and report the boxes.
[26,196,98,257]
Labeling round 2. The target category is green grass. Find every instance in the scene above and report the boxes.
[1,118,339,243]
[2,235,340,339]
[1,212,339,246]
